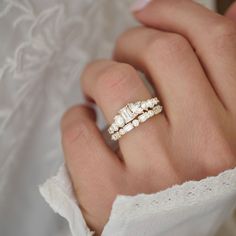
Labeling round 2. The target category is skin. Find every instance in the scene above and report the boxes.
[61,1,236,235]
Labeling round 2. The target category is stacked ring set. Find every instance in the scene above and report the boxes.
[108,97,163,141]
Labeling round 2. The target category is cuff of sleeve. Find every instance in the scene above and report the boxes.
[39,165,95,236]
[39,165,236,236]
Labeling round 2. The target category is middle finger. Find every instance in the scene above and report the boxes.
[114,27,223,123]
[81,60,170,172]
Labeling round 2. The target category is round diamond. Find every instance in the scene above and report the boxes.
[141,101,148,110]
[114,115,125,127]
[116,132,121,139]
[147,99,154,108]
[112,132,121,141]
[153,105,162,114]
[132,119,139,127]
[119,128,125,135]
[129,102,142,114]
[153,98,159,105]
[148,110,154,117]
[108,127,114,134]
[112,123,119,132]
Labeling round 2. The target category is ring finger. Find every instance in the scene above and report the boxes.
[81,60,170,172]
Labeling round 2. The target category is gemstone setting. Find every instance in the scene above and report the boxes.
[123,123,134,133]
[120,106,134,123]
[109,97,162,141]
[114,115,125,127]
[132,119,139,127]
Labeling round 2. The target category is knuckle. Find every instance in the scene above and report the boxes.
[145,33,189,60]
[96,63,137,92]
[81,59,114,86]
[209,19,236,47]
[115,27,140,49]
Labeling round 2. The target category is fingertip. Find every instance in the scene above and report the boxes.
[225,1,236,21]
[130,0,152,13]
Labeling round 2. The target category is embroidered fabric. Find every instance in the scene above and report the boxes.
[0,0,136,235]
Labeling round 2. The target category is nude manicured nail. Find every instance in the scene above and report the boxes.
[130,0,152,12]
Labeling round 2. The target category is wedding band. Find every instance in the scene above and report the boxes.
[108,97,163,141]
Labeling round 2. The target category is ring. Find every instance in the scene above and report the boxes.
[108,97,163,141]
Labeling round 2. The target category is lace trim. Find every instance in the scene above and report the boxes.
[40,165,95,236]
[109,167,236,221]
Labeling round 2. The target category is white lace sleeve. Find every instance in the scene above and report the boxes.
[40,165,236,236]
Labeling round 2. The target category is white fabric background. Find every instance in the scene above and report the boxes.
[0,0,235,236]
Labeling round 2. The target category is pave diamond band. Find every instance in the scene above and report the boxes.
[108,97,163,141]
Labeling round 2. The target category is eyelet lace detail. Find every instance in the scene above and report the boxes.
[109,167,236,221]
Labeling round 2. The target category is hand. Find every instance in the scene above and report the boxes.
[61,1,236,234]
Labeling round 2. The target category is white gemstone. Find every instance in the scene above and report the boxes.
[120,106,134,123]
[147,99,154,108]
[153,98,159,105]
[141,101,148,110]
[123,123,134,132]
[116,132,121,139]
[114,115,125,127]
[112,132,121,141]
[153,105,162,114]
[132,119,139,127]
[148,110,154,117]
[119,128,125,135]
[153,107,158,114]
[129,102,142,114]
[108,127,114,134]
[112,123,119,132]
[111,134,117,141]
[138,112,149,122]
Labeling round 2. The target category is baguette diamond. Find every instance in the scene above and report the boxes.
[120,106,134,123]
[123,123,134,133]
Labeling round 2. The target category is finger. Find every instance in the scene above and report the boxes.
[61,105,126,232]
[81,60,170,173]
[81,60,152,122]
[61,105,123,196]
[225,1,236,21]
[132,0,236,111]
[114,27,223,122]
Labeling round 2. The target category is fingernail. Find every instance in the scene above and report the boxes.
[130,0,152,12]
